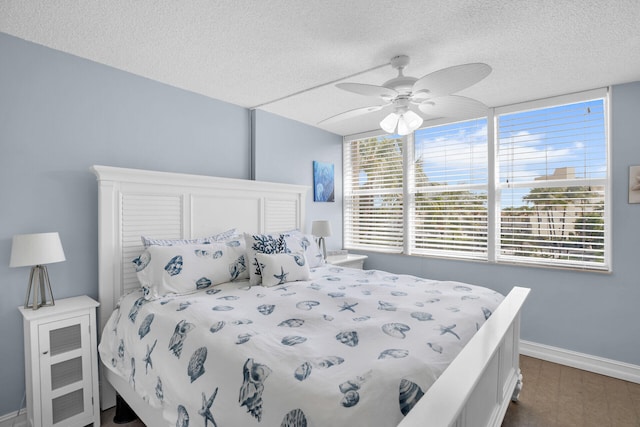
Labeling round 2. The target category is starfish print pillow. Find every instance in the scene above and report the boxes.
[255,251,310,287]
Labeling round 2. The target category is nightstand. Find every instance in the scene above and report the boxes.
[326,253,368,269]
[19,296,100,427]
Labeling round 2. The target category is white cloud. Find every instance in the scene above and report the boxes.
[415,124,488,184]
[414,121,604,185]
[498,131,593,181]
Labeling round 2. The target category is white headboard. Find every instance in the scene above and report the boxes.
[92,165,308,333]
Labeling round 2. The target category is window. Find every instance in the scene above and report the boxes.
[497,98,608,269]
[343,89,609,271]
[343,135,404,252]
[412,118,488,259]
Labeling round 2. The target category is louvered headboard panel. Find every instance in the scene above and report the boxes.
[92,165,308,335]
[121,194,184,292]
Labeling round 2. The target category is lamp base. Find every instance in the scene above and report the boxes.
[25,265,56,310]
[318,237,327,260]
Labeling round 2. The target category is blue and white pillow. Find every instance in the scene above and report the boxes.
[283,231,324,268]
[133,240,248,299]
[244,233,290,285]
[141,228,238,248]
[256,252,310,287]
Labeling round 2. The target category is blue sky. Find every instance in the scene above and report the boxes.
[413,99,606,208]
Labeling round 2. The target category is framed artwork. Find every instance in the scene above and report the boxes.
[313,161,335,202]
[629,165,640,203]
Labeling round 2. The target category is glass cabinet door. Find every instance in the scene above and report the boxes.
[38,315,94,427]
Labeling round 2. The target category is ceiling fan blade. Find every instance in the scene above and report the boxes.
[413,63,491,99]
[336,82,398,100]
[418,95,489,119]
[318,104,387,125]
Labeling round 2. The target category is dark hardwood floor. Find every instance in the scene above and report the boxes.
[101,355,640,427]
[502,356,640,427]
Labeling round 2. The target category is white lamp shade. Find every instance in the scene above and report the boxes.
[380,110,423,135]
[397,110,423,135]
[380,112,400,134]
[311,220,332,237]
[10,232,66,267]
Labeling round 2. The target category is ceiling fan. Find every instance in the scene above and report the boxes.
[319,55,491,135]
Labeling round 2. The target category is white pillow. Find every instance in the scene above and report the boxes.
[244,233,289,285]
[256,252,310,287]
[133,241,248,299]
[283,231,324,268]
[141,228,238,248]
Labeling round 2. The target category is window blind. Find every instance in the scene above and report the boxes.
[411,119,488,259]
[344,136,404,252]
[497,99,608,269]
[343,89,608,272]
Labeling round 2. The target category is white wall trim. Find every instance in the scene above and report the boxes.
[0,409,26,427]
[521,340,640,384]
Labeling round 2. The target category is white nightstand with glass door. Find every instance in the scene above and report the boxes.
[19,295,100,427]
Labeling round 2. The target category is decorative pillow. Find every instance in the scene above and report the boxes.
[283,231,324,268]
[133,241,248,299]
[141,228,238,248]
[256,252,310,287]
[244,233,289,285]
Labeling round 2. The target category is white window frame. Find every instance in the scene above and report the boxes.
[343,88,611,272]
[343,132,406,253]
[410,117,490,260]
[494,88,610,270]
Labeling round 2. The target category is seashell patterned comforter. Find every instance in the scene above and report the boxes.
[99,264,504,427]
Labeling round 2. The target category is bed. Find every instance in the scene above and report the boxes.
[92,165,529,427]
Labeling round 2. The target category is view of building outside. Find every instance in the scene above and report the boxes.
[345,97,607,269]
[497,99,606,266]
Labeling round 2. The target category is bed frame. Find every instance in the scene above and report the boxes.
[93,165,529,427]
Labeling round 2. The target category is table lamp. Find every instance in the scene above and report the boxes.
[311,220,332,260]
[10,232,66,310]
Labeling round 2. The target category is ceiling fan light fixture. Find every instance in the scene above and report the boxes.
[380,113,400,133]
[323,55,491,135]
[380,110,423,135]
[397,110,423,135]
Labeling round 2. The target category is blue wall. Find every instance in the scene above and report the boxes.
[360,82,640,367]
[253,109,343,249]
[0,32,341,417]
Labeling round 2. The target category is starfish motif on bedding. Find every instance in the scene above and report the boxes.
[143,339,157,373]
[199,388,218,427]
[274,267,289,285]
[339,302,359,313]
[439,324,460,340]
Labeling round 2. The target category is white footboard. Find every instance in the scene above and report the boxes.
[398,286,530,427]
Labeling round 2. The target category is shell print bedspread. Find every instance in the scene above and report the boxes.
[99,265,504,427]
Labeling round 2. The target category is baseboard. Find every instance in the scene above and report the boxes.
[0,409,26,427]
[520,340,640,384]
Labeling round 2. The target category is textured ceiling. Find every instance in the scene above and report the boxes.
[2,1,640,136]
